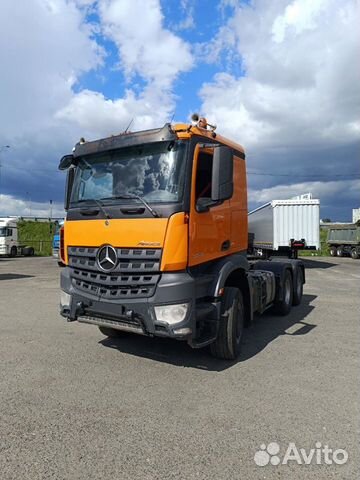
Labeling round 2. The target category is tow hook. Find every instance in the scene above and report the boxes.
[67,301,88,322]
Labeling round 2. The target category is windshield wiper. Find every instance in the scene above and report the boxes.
[76,199,111,219]
[101,194,161,218]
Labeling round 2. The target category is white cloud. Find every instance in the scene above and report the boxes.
[248,179,360,206]
[200,0,360,152]
[98,0,193,87]
[0,194,64,218]
[56,86,175,137]
[56,0,194,139]
[0,0,103,138]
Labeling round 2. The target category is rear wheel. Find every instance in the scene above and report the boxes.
[210,287,244,360]
[292,268,303,306]
[329,246,337,257]
[273,269,293,315]
[98,326,125,338]
[336,246,343,257]
[351,248,359,260]
[23,246,34,256]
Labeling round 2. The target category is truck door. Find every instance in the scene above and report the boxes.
[188,144,231,266]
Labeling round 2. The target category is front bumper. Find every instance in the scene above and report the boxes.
[60,267,218,345]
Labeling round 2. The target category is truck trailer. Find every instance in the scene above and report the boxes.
[327,224,360,259]
[248,196,320,258]
[58,118,305,360]
[0,217,35,257]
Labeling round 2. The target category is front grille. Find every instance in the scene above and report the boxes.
[68,246,162,299]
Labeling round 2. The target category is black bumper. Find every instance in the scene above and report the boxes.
[60,267,219,346]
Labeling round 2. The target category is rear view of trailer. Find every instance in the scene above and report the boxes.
[327,225,360,259]
[248,198,320,257]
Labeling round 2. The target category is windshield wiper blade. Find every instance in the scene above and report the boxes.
[101,195,161,218]
[77,199,111,219]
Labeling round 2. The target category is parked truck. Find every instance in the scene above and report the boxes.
[0,217,35,257]
[327,224,360,259]
[248,195,320,259]
[58,118,305,359]
[52,220,64,265]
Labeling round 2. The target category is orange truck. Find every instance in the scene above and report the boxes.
[59,118,305,359]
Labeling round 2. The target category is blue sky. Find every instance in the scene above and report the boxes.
[0,0,359,220]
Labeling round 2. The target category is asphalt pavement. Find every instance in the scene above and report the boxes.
[0,255,359,479]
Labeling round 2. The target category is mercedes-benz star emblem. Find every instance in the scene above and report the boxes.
[96,245,118,272]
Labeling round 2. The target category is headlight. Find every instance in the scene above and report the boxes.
[60,291,71,308]
[154,303,189,325]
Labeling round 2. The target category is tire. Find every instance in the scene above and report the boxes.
[98,326,125,338]
[9,246,17,257]
[23,247,34,256]
[351,248,359,260]
[273,269,293,316]
[292,268,303,306]
[210,287,245,360]
[336,246,343,257]
[329,246,337,257]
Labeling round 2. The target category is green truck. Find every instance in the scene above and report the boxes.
[327,224,360,259]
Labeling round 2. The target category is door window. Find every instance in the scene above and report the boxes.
[195,151,213,202]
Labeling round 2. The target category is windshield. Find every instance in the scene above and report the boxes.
[0,227,6,237]
[70,141,187,205]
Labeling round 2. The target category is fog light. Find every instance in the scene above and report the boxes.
[60,290,71,308]
[154,303,189,325]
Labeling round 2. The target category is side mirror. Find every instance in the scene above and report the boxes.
[59,154,74,171]
[196,197,214,213]
[211,146,233,201]
[64,167,75,211]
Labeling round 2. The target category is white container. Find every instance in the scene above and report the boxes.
[248,198,320,251]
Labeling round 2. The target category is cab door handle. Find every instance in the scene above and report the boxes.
[221,240,230,251]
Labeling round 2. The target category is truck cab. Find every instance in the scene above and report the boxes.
[59,120,304,359]
[0,218,19,257]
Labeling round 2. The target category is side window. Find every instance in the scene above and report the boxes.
[195,151,213,202]
[7,228,12,236]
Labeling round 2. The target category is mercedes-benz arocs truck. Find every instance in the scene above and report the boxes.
[58,118,305,359]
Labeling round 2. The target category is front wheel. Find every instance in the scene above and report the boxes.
[9,246,17,257]
[210,287,245,360]
[273,269,293,315]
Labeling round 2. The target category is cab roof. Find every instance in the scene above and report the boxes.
[70,123,245,159]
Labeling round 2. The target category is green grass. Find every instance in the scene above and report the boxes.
[299,228,329,257]
[18,220,57,256]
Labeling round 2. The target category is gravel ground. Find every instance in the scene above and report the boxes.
[0,255,359,479]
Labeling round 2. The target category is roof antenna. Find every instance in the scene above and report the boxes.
[124,118,133,133]
[170,111,176,124]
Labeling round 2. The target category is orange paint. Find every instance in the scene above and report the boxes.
[63,218,168,264]
[161,212,188,271]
